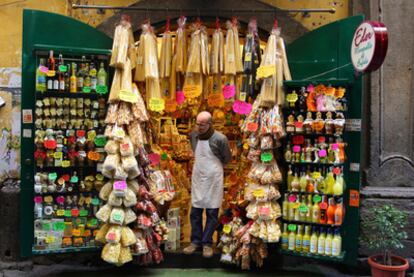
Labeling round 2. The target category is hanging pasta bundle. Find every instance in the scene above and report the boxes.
[240,18,261,101]
[143,23,159,80]
[175,16,188,74]
[210,19,224,75]
[159,19,173,79]
[134,33,146,82]
[110,15,133,69]
[224,18,243,75]
[276,33,292,105]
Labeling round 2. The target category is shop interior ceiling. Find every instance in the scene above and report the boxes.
[92,0,331,42]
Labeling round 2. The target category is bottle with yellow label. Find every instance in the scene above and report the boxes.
[299,195,307,222]
[317,227,326,255]
[325,171,335,195]
[302,225,311,253]
[281,224,289,250]
[294,198,300,221]
[299,173,307,192]
[295,224,303,252]
[332,228,342,256]
[288,226,296,251]
[291,173,300,192]
[312,197,321,223]
[282,193,289,218]
[287,165,293,191]
[333,173,344,196]
[70,63,77,93]
[310,226,318,254]
[306,195,313,222]
[288,196,295,221]
[325,228,333,256]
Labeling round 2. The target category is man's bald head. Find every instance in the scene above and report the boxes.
[196,111,212,134]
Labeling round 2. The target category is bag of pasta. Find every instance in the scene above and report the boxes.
[127,180,139,194]
[106,225,122,244]
[260,135,273,150]
[102,154,120,178]
[246,202,258,220]
[108,191,123,206]
[122,156,140,179]
[117,246,133,265]
[123,188,137,207]
[266,220,281,243]
[114,164,128,180]
[110,207,125,225]
[96,204,112,223]
[133,229,149,254]
[99,181,113,201]
[124,208,137,225]
[269,161,282,184]
[121,226,137,247]
[247,162,267,181]
[102,243,121,264]
[95,223,110,243]
[104,139,119,155]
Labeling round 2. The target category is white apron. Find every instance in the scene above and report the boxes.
[191,140,224,209]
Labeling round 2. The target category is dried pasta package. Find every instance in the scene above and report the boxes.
[96,204,112,223]
[123,188,138,207]
[110,16,132,68]
[247,148,260,163]
[248,134,260,148]
[247,162,267,181]
[103,154,120,173]
[249,221,261,238]
[269,161,283,184]
[99,181,113,201]
[267,185,281,201]
[104,140,119,155]
[127,121,145,149]
[244,182,259,202]
[127,180,139,194]
[259,220,268,241]
[133,230,149,254]
[119,137,134,157]
[116,101,134,126]
[142,23,159,79]
[175,16,187,73]
[246,202,258,219]
[257,202,273,221]
[102,243,121,264]
[271,202,282,218]
[109,70,122,102]
[106,225,122,244]
[124,208,137,225]
[122,156,140,179]
[118,246,133,265]
[110,207,125,225]
[131,84,149,122]
[121,226,137,247]
[159,21,173,79]
[96,223,110,243]
[260,136,273,150]
[224,18,243,75]
[108,191,123,207]
[210,23,224,74]
[104,125,114,139]
[101,167,114,179]
[105,103,119,124]
[266,220,281,243]
[260,170,273,185]
[134,33,145,82]
[114,164,128,180]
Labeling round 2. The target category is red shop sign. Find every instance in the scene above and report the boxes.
[351,21,388,72]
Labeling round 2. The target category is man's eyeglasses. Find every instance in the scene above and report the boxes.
[196,122,210,127]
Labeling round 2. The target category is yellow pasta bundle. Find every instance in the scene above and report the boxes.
[134,34,145,82]
[110,15,132,69]
[159,23,173,78]
[175,16,188,73]
[211,24,224,75]
[142,23,159,79]
[224,18,243,75]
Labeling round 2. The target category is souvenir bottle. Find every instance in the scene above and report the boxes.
[303,112,313,134]
[295,224,303,252]
[310,226,318,254]
[36,58,47,92]
[288,227,296,251]
[333,173,344,196]
[325,111,334,135]
[312,112,325,134]
[282,193,289,217]
[291,173,300,192]
[312,196,321,223]
[70,63,77,93]
[317,227,326,255]
[305,139,313,162]
[294,197,300,221]
[325,171,335,195]
[306,195,313,222]
[296,114,304,134]
[299,195,307,221]
[299,172,307,193]
[286,114,296,134]
[302,225,311,253]
[319,196,328,224]
[334,200,344,226]
[285,142,292,163]
[325,228,333,256]
[327,197,336,225]
[281,224,289,250]
[333,112,345,136]
[332,228,342,256]
[287,165,293,190]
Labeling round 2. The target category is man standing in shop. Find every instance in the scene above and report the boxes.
[183,111,232,258]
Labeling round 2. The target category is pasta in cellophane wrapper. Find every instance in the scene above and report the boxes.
[115,101,134,126]
[96,223,110,243]
[121,226,137,247]
[124,208,137,225]
[132,229,149,255]
[106,225,122,244]
[105,103,119,124]
[104,140,119,155]
[248,134,259,148]
[123,187,138,207]
[102,243,121,264]
[96,204,112,223]
[119,136,134,157]
[127,121,145,150]
[260,135,273,150]
[131,84,149,122]
[117,246,133,265]
[99,181,113,201]
[110,16,131,69]
[247,162,267,181]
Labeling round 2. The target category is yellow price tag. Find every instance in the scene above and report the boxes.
[207,93,224,107]
[286,91,299,104]
[243,143,249,150]
[62,160,70,168]
[45,236,56,243]
[57,209,65,216]
[119,89,138,103]
[87,130,96,141]
[183,84,202,98]
[256,65,276,79]
[253,188,265,198]
[164,99,177,113]
[149,98,165,112]
[244,52,252,62]
[54,152,63,159]
[115,128,125,138]
[312,171,322,180]
[293,203,300,209]
[46,70,56,77]
[223,224,232,234]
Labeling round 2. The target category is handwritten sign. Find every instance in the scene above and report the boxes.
[223,85,236,99]
[149,98,165,112]
[183,85,202,98]
[256,65,276,79]
[119,89,138,103]
[114,181,127,190]
[164,99,177,113]
[233,100,252,115]
[148,153,161,166]
[176,90,185,105]
[208,93,224,107]
[246,122,258,132]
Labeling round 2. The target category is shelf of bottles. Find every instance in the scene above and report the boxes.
[33,50,109,253]
[280,83,347,260]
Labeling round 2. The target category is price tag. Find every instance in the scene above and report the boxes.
[313,195,322,203]
[253,188,265,198]
[54,221,65,231]
[44,140,57,150]
[56,209,65,216]
[293,145,301,153]
[183,85,202,98]
[223,224,232,234]
[288,194,297,202]
[70,176,79,183]
[59,65,67,72]
[319,149,327,157]
[62,174,70,182]
[96,174,104,181]
[46,70,56,77]
[91,198,100,205]
[243,143,249,150]
[72,229,81,237]
[53,152,63,159]
[79,209,88,217]
[312,172,322,180]
[286,91,299,104]
[331,143,339,151]
[45,236,56,243]
[288,224,297,232]
[299,205,309,213]
[119,89,138,103]
[39,66,49,74]
[307,84,314,92]
[164,99,177,113]
[319,202,328,210]
[71,209,80,217]
[239,91,247,102]
[107,232,116,241]
[176,90,185,105]
[87,151,100,161]
[149,98,165,112]
[62,160,71,167]
[232,100,252,115]
[247,122,258,132]
[223,85,236,99]
[113,213,122,222]
[83,230,91,237]
[148,153,161,166]
[87,130,96,141]
[258,206,270,216]
[76,130,86,138]
[161,153,168,161]
[42,222,51,231]
[96,85,108,94]
[256,65,276,79]
[113,180,127,190]
[208,93,225,107]
[292,135,305,145]
[89,218,98,227]
[94,136,107,147]
[64,210,72,217]
[34,196,42,203]
[260,152,273,162]
[48,172,58,181]
[333,167,342,176]
[244,52,252,62]
[114,128,125,138]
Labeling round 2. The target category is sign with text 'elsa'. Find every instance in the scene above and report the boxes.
[351,21,388,73]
